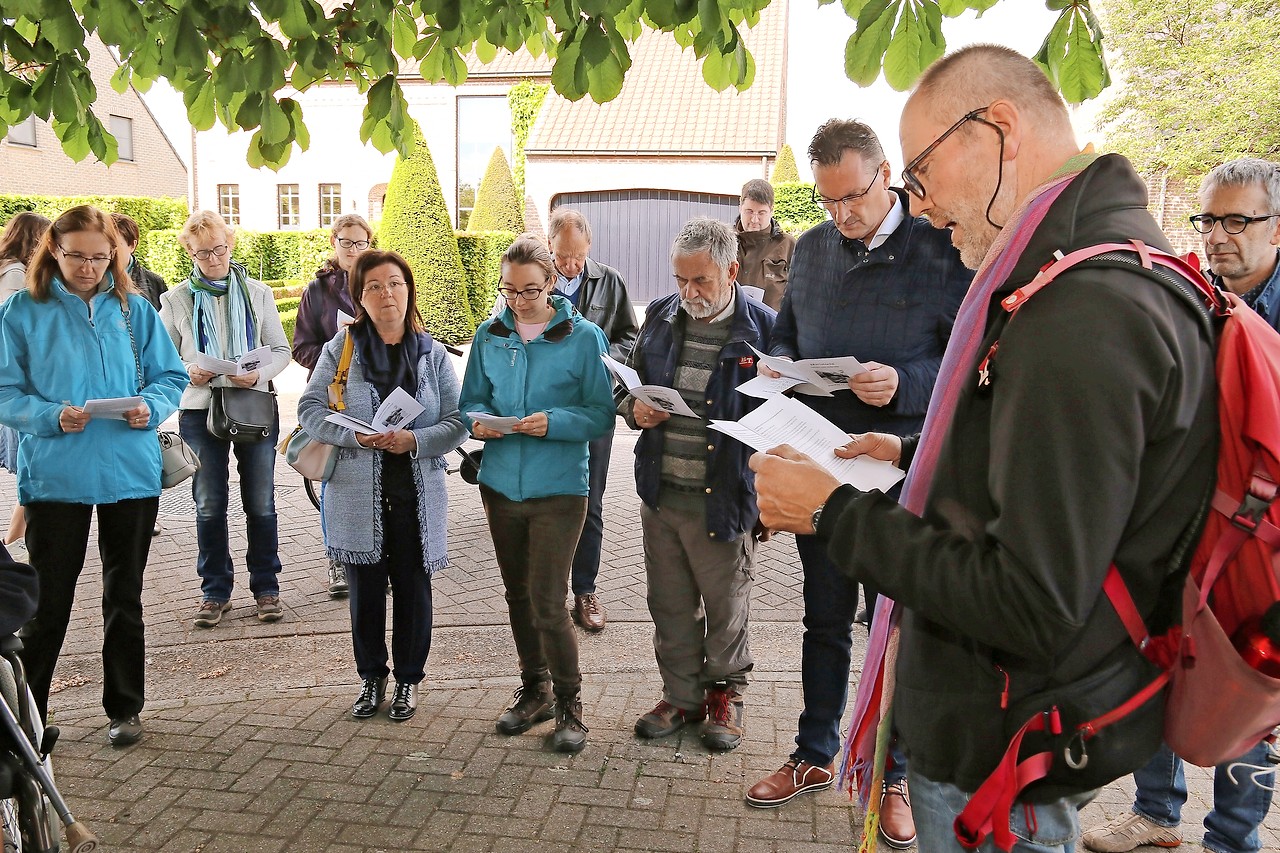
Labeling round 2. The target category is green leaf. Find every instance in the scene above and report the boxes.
[474,36,497,64]
[883,0,944,90]
[258,99,290,145]
[841,0,870,17]
[109,63,132,95]
[392,6,418,60]
[279,0,313,40]
[283,98,310,151]
[96,0,144,47]
[844,0,898,86]
[550,37,587,100]
[52,118,91,162]
[39,8,84,54]
[442,47,468,85]
[937,0,968,16]
[588,50,625,101]
[582,22,612,64]
[1054,9,1108,102]
[183,76,217,130]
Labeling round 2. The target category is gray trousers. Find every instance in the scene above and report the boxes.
[641,499,754,710]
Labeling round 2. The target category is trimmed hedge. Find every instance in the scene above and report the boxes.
[136,229,330,289]
[378,122,473,343]
[279,308,299,345]
[773,181,825,230]
[457,230,515,323]
[0,194,186,232]
[468,148,524,234]
[771,145,800,184]
[268,280,306,298]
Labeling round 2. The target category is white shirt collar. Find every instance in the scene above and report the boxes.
[866,195,905,252]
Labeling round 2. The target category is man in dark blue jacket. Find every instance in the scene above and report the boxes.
[624,217,775,753]
[747,119,971,848]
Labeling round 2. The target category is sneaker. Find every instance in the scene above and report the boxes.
[745,758,835,808]
[255,595,283,623]
[879,778,917,849]
[550,698,588,753]
[495,683,554,735]
[192,599,231,628]
[700,684,744,751]
[351,676,387,719]
[327,559,349,597]
[1082,813,1183,852]
[634,699,705,739]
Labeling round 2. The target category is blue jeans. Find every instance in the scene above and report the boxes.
[570,428,612,596]
[1133,740,1273,853]
[909,768,1092,852]
[180,409,282,602]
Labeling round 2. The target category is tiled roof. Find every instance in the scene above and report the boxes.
[527,0,788,156]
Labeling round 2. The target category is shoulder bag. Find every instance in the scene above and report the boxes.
[208,384,276,443]
[277,332,354,481]
[121,302,201,489]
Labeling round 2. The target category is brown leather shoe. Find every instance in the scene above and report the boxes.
[745,758,834,808]
[879,778,917,849]
[572,593,606,632]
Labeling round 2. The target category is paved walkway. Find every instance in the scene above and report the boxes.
[8,362,1279,851]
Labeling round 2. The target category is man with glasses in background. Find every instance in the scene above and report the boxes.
[545,208,637,633]
[1082,157,1280,853]
[746,119,971,848]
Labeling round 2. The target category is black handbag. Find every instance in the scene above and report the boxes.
[208,386,276,443]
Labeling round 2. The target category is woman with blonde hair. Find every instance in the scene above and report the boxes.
[0,204,187,745]
[160,211,291,629]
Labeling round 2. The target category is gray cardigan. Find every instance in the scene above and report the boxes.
[297,328,467,572]
[159,277,291,410]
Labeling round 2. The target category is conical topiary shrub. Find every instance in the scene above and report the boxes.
[468,147,525,234]
[771,144,800,184]
[378,121,474,342]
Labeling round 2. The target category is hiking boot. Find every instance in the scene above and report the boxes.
[550,698,588,753]
[745,758,834,808]
[327,559,349,597]
[700,684,744,751]
[495,683,554,735]
[192,599,231,628]
[634,699,705,739]
[572,593,606,631]
[1082,813,1183,852]
[879,778,917,849]
[351,676,387,719]
[255,595,283,622]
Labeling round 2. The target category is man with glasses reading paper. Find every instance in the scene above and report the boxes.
[746,119,971,849]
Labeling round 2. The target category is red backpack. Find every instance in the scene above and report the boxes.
[956,240,1280,851]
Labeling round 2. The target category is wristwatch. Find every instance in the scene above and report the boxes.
[810,502,824,534]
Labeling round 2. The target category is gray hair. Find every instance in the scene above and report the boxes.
[1200,158,1280,211]
[807,119,885,169]
[547,208,592,244]
[670,217,738,271]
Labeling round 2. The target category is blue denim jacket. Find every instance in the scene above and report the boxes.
[772,190,973,436]
[1236,248,1280,331]
[628,286,776,541]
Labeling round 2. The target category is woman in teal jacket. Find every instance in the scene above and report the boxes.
[459,234,615,754]
[0,205,187,745]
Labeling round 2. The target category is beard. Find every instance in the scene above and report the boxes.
[682,289,731,319]
[931,170,1017,271]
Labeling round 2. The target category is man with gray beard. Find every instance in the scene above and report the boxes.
[622,217,776,752]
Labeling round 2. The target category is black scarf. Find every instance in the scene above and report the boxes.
[352,320,433,399]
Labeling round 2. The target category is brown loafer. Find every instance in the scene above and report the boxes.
[745,758,834,808]
[572,593,606,632]
[879,778,917,849]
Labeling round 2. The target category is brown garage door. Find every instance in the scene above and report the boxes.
[552,189,739,304]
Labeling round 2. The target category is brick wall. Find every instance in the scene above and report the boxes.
[1144,171,1202,258]
[0,34,187,200]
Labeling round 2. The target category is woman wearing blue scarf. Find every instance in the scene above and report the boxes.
[160,212,292,628]
[298,250,467,721]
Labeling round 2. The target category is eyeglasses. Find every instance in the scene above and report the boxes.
[336,238,371,249]
[191,244,229,261]
[902,107,995,200]
[1189,213,1280,235]
[498,286,546,301]
[364,280,407,296]
[58,247,114,268]
[812,166,884,210]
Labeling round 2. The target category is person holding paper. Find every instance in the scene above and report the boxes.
[747,119,971,846]
[734,178,796,311]
[160,211,292,629]
[0,205,187,745]
[623,217,775,753]
[459,234,615,754]
[292,215,372,597]
[298,249,467,723]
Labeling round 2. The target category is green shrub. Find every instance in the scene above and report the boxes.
[275,296,302,314]
[457,230,515,323]
[468,148,524,234]
[268,280,307,298]
[135,229,191,286]
[509,80,550,201]
[378,121,473,343]
[278,308,299,345]
[773,181,825,230]
[771,145,800,184]
[0,194,186,231]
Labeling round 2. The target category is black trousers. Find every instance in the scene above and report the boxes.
[21,497,158,722]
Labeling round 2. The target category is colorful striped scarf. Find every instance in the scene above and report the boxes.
[841,153,1098,851]
[187,261,255,359]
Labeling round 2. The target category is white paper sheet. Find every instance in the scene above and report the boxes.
[735,374,807,399]
[195,346,273,376]
[467,412,520,435]
[748,346,869,396]
[709,395,905,492]
[324,411,381,435]
[324,388,427,436]
[336,310,355,328]
[740,285,766,303]
[600,355,699,418]
[83,396,145,418]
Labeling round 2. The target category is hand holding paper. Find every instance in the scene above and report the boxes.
[326,388,426,436]
[601,354,698,418]
[467,411,520,436]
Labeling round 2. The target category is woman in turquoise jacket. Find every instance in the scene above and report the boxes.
[0,205,187,746]
[459,234,615,755]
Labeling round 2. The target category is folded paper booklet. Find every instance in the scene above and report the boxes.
[83,396,145,419]
[325,387,425,435]
[709,395,905,492]
[601,354,699,418]
[196,346,273,376]
[466,412,520,435]
[748,345,870,396]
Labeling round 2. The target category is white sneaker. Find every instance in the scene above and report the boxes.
[327,559,349,597]
[1082,812,1182,852]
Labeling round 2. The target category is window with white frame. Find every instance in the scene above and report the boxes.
[7,116,36,147]
[278,184,300,229]
[218,185,240,226]
[109,115,134,161]
[318,184,342,227]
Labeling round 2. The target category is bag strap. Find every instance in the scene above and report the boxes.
[120,301,145,394]
[327,331,355,412]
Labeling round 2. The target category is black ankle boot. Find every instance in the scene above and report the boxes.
[388,682,417,721]
[551,697,588,753]
[495,682,554,735]
[351,676,386,719]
